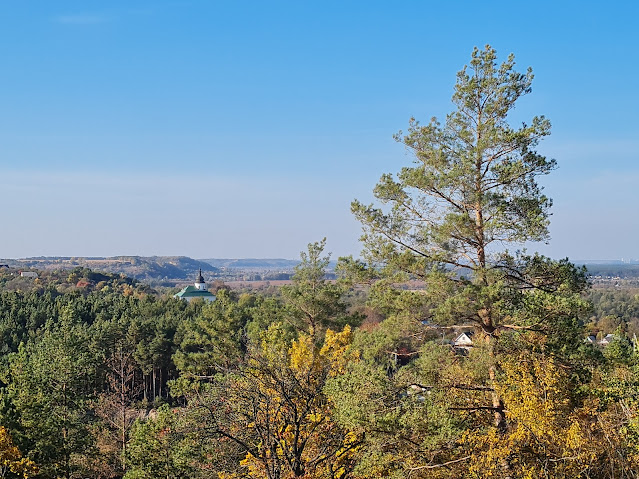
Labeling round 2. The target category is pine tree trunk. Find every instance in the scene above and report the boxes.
[487,338,512,478]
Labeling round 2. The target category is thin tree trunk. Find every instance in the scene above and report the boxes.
[487,338,512,479]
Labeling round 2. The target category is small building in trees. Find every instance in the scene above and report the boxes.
[174,269,216,302]
[452,332,474,349]
[598,333,618,346]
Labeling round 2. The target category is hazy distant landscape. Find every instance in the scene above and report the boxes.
[0,256,346,285]
[3,255,639,283]
[0,256,218,283]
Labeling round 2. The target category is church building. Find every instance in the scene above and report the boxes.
[174,269,216,302]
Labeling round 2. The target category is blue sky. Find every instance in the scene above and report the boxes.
[1,1,638,260]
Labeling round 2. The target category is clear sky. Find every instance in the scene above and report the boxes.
[1,1,638,261]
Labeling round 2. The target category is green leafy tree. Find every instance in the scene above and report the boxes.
[327,341,464,479]
[243,295,291,345]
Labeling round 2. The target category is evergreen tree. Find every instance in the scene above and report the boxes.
[281,239,361,342]
[335,46,590,476]
[7,311,98,479]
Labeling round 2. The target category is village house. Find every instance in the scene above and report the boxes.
[584,333,623,347]
[598,333,618,346]
[451,331,474,349]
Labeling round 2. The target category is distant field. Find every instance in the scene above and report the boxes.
[583,263,639,279]
[226,280,293,289]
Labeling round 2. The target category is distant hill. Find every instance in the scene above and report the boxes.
[201,258,339,271]
[202,258,301,270]
[0,256,344,284]
[0,265,156,296]
[0,256,218,282]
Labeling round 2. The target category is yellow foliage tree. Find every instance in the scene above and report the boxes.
[237,326,360,479]
[0,426,37,479]
[183,325,361,479]
[463,354,600,478]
